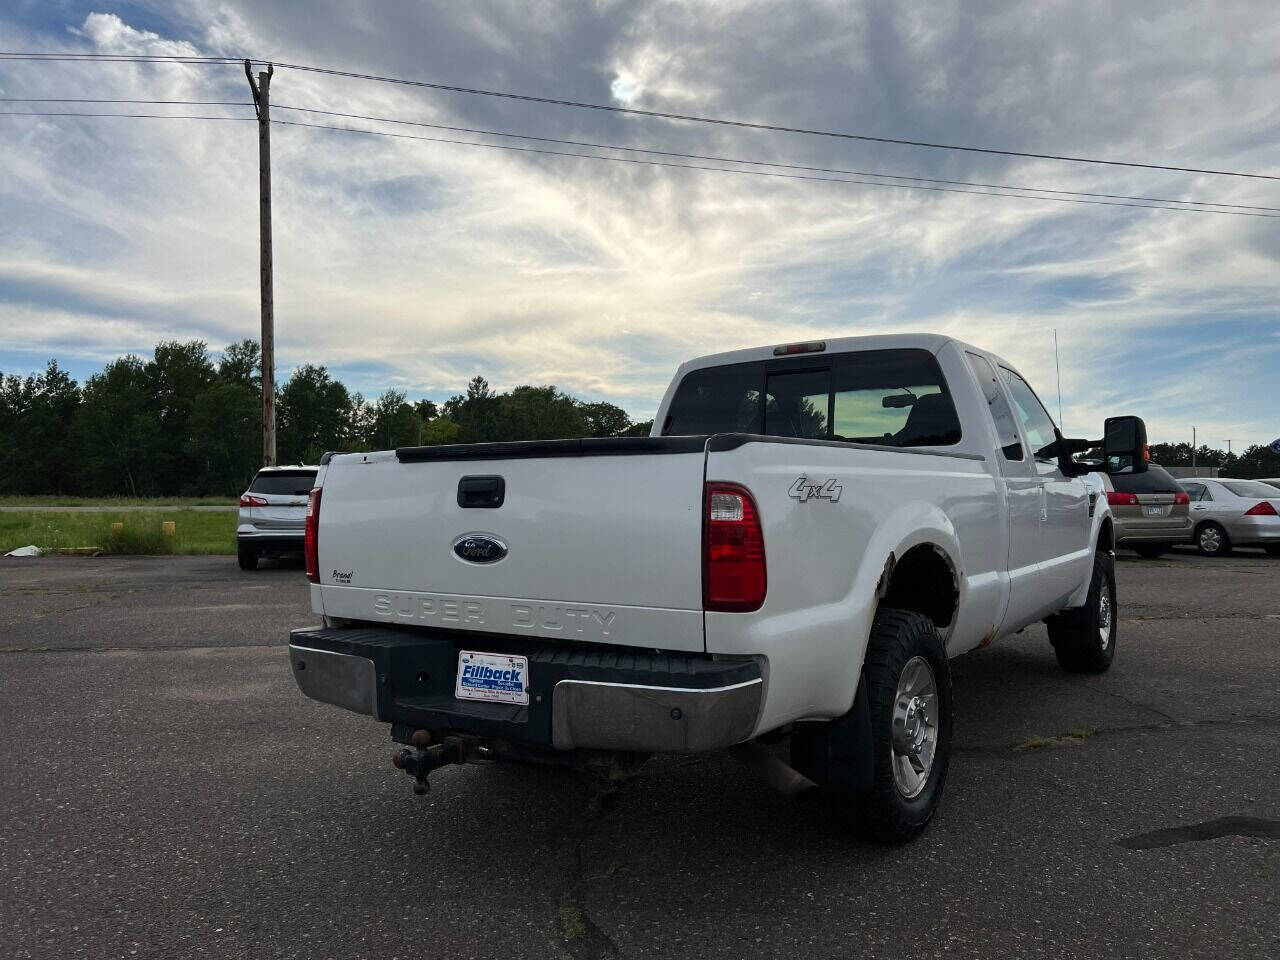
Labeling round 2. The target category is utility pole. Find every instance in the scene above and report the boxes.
[1192,426,1196,468]
[245,60,276,466]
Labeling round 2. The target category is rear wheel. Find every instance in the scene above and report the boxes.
[1132,545,1166,559]
[237,547,258,571]
[851,608,953,844]
[1195,522,1231,557]
[1046,550,1116,673]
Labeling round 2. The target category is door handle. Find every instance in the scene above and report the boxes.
[457,475,505,508]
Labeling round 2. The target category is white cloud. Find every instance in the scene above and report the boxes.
[0,3,1277,448]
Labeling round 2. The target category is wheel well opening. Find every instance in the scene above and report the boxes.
[1098,517,1114,553]
[880,544,958,630]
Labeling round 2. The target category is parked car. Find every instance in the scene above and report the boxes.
[1257,478,1280,493]
[1094,463,1191,558]
[237,466,319,569]
[286,333,1149,843]
[1178,478,1280,556]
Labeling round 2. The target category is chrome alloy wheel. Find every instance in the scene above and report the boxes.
[890,656,939,799]
[1199,526,1222,553]
[1098,577,1113,650]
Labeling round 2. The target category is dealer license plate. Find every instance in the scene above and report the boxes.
[1144,505,1170,518]
[456,650,529,705]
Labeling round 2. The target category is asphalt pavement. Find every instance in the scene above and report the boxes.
[1,551,1277,959]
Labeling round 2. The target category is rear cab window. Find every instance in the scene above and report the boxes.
[663,348,961,448]
[249,470,317,496]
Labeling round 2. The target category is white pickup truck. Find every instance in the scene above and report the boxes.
[289,334,1148,842]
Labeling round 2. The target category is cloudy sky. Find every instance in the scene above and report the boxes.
[1,0,1277,446]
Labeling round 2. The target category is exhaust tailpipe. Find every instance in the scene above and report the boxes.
[730,741,820,801]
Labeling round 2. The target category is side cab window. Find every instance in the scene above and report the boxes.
[964,352,1023,461]
[998,366,1058,461]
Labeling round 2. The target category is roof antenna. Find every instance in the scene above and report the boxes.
[1054,328,1063,428]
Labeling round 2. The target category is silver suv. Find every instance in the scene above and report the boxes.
[237,466,319,570]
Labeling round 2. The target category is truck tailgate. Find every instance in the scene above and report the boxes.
[315,439,709,652]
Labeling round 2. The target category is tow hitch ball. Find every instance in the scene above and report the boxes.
[391,730,495,795]
[392,742,456,795]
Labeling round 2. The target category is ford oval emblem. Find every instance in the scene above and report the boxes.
[452,533,508,564]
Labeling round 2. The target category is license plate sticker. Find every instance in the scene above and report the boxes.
[1144,505,1169,517]
[456,651,529,705]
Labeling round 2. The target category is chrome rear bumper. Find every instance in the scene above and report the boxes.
[289,645,378,717]
[550,677,763,752]
[287,627,764,754]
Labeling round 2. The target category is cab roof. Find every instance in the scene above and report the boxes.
[674,333,975,377]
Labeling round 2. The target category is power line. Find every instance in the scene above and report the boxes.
[0,52,240,64]
[7,96,1273,212]
[4,50,1278,181]
[0,111,250,121]
[268,103,1280,214]
[0,97,249,106]
[3,106,1274,215]
[272,118,1280,217]
[268,60,1280,182]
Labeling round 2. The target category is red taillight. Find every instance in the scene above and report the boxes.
[1106,491,1139,506]
[772,340,826,356]
[239,494,267,507]
[1173,491,1190,506]
[704,482,766,612]
[304,487,322,583]
[1244,500,1278,517]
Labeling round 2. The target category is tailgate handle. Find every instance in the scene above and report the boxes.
[458,475,505,508]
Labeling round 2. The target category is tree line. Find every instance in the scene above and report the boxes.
[0,340,651,497]
[1147,442,1280,480]
[3,340,1275,498]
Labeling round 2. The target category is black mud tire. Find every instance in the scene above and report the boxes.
[1132,545,1166,559]
[237,548,259,571]
[852,608,953,845]
[1046,551,1116,673]
[1195,521,1232,557]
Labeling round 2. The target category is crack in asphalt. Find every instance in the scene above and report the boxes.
[0,641,286,655]
[1089,684,1179,723]
[559,844,621,960]
[1124,613,1280,621]
[954,715,1280,755]
[1117,816,1280,849]
[550,782,623,960]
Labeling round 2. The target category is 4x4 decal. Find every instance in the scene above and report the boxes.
[788,476,843,503]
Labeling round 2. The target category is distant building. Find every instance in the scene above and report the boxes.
[1165,465,1220,479]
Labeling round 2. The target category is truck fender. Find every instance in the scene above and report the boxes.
[1063,479,1113,609]
[827,501,962,722]
[854,502,962,641]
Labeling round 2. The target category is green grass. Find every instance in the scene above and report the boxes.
[0,495,237,507]
[0,510,236,555]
